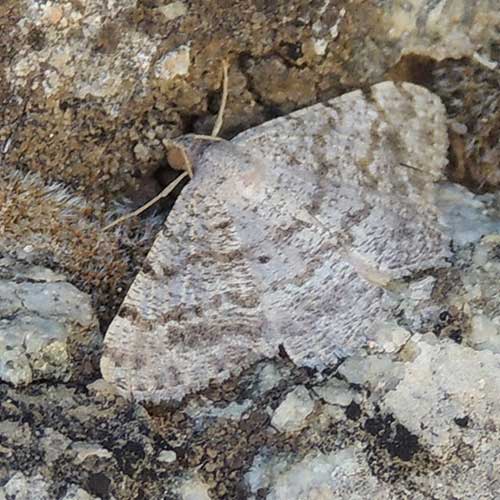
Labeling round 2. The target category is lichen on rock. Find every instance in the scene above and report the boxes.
[0,1,499,498]
[0,257,100,385]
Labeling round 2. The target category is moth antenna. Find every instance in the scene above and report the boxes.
[184,134,225,142]
[399,162,428,174]
[103,60,230,231]
[211,59,230,138]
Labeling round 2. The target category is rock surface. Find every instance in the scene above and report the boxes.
[0,169,162,329]
[382,335,500,455]
[1,1,499,498]
[246,447,395,500]
[0,383,172,499]
[101,81,453,403]
[0,257,100,385]
[1,0,497,206]
[270,386,315,433]
[2,233,500,498]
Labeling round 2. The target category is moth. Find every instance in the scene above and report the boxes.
[101,81,451,403]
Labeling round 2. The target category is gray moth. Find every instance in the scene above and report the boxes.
[101,81,451,403]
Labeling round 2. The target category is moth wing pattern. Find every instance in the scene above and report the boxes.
[102,82,451,403]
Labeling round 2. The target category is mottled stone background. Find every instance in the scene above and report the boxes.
[1,0,498,202]
[1,2,500,499]
[1,0,498,330]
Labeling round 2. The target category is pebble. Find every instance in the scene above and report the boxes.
[271,386,315,432]
[158,450,177,464]
[314,377,356,407]
[157,1,187,21]
[0,261,100,386]
[154,45,191,81]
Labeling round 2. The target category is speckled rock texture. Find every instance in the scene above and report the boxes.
[0,382,172,499]
[1,0,498,332]
[101,81,453,403]
[1,1,500,499]
[1,0,497,204]
[2,221,500,498]
[0,257,100,386]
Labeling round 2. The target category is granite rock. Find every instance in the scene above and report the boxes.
[271,386,315,433]
[382,335,500,455]
[1,0,496,207]
[246,447,397,500]
[0,472,52,500]
[0,383,171,499]
[313,377,356,407]
[0,258,100,386]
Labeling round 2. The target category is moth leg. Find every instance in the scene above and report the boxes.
[103,172,189,231]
